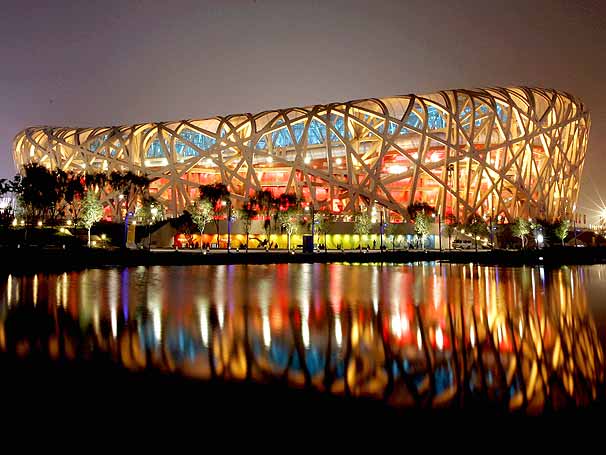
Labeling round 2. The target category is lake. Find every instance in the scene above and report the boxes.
[1,262,605,414]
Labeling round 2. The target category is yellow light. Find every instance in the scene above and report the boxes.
[304,156,311,165]
[335,158,342,165]
[92,240,97,246]
[476,235,480,240]
[101,234,107,240]
[20,220,25,226]
[66,219,72,226]
[37,220,43,227]
[267,156,273,163]
[12,219,17,227]
[388,164,407,174]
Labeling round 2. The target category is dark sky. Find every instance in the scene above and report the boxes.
[1,0,605,220]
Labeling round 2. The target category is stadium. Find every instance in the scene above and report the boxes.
[12,87,589,229]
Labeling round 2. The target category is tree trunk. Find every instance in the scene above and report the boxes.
[88,227,91,247]
[287,233,291,250]
[214,220,220,248]
[246,232,249,252]
[200,229,204,251]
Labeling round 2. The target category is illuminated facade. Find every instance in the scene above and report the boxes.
[13,87,589,222]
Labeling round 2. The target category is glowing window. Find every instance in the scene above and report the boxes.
[427,106,446,129]
[271,128,294,148]
[329,114,350,142]
[179,128,216,152]
[405,112,422,129]
[88,134,108,152]
[307,119,326,145]
[146,139,165,158]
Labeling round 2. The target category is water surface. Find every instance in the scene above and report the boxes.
[1,262,604,413]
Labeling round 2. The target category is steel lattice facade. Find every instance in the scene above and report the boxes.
[13,87,589,222]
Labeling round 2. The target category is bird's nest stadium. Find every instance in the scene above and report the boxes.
[12,86,589,223]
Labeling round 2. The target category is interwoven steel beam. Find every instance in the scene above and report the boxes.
[12,87,589,222]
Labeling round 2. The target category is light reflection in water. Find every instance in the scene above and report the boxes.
[32,275,38,306]
[0,263,604,413]
[198,299,209,346]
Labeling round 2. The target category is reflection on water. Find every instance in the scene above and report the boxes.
[0,263,604,413]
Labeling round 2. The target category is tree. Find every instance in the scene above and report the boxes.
[238,201,257,252]
[443,214,458,250]
[199,183,230,246]
[63,172,85,224]
[530,219,544,249]
[136,197,164,226]
[554,219,571,246]
[406,202,435,249]
[108,171,151,222]
[314,211,333,251]
[171,211,196,248]
[385,222,400,250]
[189,200,214,250]
[85,172,108,193]
[512,218,531,249]
[80,192,104,247]
[407,202,436,220]
[136,197,164,249]
[275,193,300,250]
[253,189,277,243]
[46,169,67,223]
[277,207,301,250]
[413,212,431,250]
[0,179,15,229]
[14,163,61,224]
[465,215,489,251]
[353,211,371,250]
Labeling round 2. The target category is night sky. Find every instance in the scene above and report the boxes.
[1,0,604,220]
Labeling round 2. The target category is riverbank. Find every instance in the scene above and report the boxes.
[2,245,606,274]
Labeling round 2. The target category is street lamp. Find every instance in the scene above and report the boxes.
[380,210,384,251]
[438,213,442,252]
[148,206,158,251]
[305,204,315,252]
[124,211,133,248]
[226,199,233,252]
[220,199,235,251]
